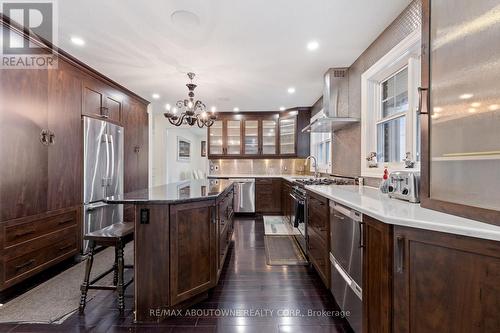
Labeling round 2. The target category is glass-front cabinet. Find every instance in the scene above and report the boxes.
[422,0,500,225]
[208,120,224,155]
[262,119,278,155]
[279,115,297,155]
[226,120,241,155]
[208,111,305,158]
[243,120,259,155]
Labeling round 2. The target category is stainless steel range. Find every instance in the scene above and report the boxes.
[289,177,355,255]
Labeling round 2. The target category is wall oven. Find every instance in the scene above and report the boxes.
[290,185,307,254]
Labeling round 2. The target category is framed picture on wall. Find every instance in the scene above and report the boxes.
[201,140,207,157]
[177,136,191,161]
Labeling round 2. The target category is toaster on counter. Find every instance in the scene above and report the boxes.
[388,171,420,203]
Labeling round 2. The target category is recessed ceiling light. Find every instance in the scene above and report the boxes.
[279,106,286,111]
[470,102,481,107]
[307,40,319,51]
[488,104,499,111]
[152,93,160,99]
[233,107,239,112]
[70,36,85,46]
[210,106,217,112]
[459,93,473,100]
[287,87,296,94]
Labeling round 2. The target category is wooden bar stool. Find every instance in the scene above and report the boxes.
[79,222,134,313]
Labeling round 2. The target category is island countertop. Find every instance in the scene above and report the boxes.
[104,178,234,204]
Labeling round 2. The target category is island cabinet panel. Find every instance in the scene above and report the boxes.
[255,178,282,214]
[134,204,170,322]
[307,191,329,288]
[362,216,393,333]
[217,187,234,280]
[169,200,217,306]
[393,226,500,333]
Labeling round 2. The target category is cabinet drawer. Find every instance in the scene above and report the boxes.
[3,210,77,248]
[5,231,77,282]
[308,228,329,288]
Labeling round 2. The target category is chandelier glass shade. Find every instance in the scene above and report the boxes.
[163,72,216,128]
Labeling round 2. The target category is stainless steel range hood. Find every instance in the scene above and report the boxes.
[302,68,359,133]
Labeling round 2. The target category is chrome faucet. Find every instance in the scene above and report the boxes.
[305,156,320,178]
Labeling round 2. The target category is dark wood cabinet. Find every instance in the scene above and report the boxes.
[82,78,123,124]
[217,187,234,280]
[255,178,282,214]
[281,180,293,223]
[393,226,500,332]
[0,68,49,222]
[362,216,393,333]
[169,200,217,305]
[0,207,80,290]
[207,110,310,158]
[306,190,329,288]
[47,62,83,211]
[0,20,149,291]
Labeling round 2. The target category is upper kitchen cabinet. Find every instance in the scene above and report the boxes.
[207,110,309,158]
[226,120,242,155]
[421,0,500,226]
[82,78,123,124]
[280,108,311,158]
[208,120,224,155]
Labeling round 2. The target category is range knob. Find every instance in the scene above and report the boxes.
[388,185,395,192]
[402,188,409,195]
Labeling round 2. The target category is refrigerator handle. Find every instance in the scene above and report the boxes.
[109,134,115,186]
[104,133,110,187]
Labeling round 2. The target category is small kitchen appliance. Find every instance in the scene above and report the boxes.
[387,171,420,203]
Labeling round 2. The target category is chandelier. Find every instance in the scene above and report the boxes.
[164,72,216,128]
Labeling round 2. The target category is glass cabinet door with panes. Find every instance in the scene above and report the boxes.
[279,114,297,155]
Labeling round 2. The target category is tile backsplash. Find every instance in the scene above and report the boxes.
[209,159,310,176]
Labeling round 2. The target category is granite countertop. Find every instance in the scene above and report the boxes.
[305,185,500,242]
[104,179,234,204]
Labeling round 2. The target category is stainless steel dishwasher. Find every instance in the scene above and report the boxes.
[231,178,255,213]
[329,200,363,333]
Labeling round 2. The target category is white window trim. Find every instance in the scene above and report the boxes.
[361,30,421,178]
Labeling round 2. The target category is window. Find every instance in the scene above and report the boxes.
[377,67,409,163]
[361,30,421,177]
[310,113,332,173]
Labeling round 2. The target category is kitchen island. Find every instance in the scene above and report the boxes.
[104,179,235,322]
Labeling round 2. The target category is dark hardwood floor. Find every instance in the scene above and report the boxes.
[0,217,353,333]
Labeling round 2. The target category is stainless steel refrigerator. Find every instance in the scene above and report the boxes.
[82,116,124,253]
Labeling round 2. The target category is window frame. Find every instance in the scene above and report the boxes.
[361,30,421,178]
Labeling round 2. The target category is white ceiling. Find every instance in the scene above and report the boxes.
[56,0,411,112]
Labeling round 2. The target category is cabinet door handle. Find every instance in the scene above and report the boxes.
[48,131,56,145]
[417,87,428,114]
[40,129,50,145]
[396,236,405,273]
[15,259,35,271]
